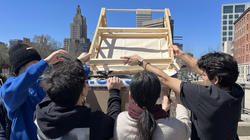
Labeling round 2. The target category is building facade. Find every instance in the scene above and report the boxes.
[142,18,164,28]
[221,3,250,52]
[136,10,152,27]
[33,35,48,45]
[9,38,31,47]
[234,7,250,81]
[223,41,234,56]
[64,5,90,54]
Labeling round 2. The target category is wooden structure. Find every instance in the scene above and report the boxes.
[88,8,178,75]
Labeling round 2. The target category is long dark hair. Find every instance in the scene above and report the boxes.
[130,70,161,140]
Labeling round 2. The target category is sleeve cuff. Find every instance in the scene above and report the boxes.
[109,89,120,96]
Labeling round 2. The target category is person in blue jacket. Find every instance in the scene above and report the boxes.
[0,43,70,140]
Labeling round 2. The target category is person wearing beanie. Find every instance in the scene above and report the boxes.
[0,43,77,140]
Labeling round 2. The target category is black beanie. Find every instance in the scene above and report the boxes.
[9,43,41,74]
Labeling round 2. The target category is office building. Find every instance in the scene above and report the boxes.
[142,18,164,28]
[64,5,90,53]
[136,10,152,27]
[221,2,250,52]
[33,35,48,45]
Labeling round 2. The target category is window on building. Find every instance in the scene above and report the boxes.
[223,15,227,19]
[229,26,233,30]
[247,24,248,30]
[223,37,227,41]
[229,15,233,19]
[229,37,233,41]
[235,5,245,13]
[229,31,233,35]
[223,6,233,13]
[223,32,227,35]
[229,20,233,24]
[223,26,227,30]
[235,14,239,19]
[247,34,249,41]
[223,21,227,24]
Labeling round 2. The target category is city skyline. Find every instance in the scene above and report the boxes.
[1,0,250,58]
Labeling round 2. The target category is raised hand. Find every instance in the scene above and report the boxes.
[44,50,68,65]
[107,77,122,90]
[170,44,184,58]
[120,55,143,66]
[77,53,92,63]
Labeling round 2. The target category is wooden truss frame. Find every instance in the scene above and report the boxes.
[88,8,175,74]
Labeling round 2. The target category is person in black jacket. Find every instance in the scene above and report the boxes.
[122,45,243,140]
[0,74,11,140]
[34,58,121,140]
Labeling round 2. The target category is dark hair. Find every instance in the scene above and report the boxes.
[42,60,86,106]
[197,52,239,88]
[130,70,161,140]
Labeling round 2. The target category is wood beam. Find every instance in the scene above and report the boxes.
[106,9,164,12]
[101,32,168,38]
[89,8,106,56]
[88,58,172,65]
[98,27,168,33]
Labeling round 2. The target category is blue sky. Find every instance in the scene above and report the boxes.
[0,0,249,58]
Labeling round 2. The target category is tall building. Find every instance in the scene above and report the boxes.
[64,5,90,54]
[33,35,48,45]
[70,5,87,40]
[136,10,152,27]
[9,38,31,47]
[234,7,250,81]
[221,2,250,52]
[142,18,164,28]
[142,18,175,41]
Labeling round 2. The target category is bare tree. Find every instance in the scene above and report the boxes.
[0,45,9,73]
[32,35,62,58]
[0,45,9,65]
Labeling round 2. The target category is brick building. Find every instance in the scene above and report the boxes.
[234,7,250,81]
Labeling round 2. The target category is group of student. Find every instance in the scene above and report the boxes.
[0,42,244,140]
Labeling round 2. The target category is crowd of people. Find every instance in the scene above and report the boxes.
[0,42,244,140]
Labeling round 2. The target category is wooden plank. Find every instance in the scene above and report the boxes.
[89,8,106,56]
[164,8,173,58]
[88,58,172,65]
[106,9,164,12]
[91,64,170,71]
[98,27,168,33]
[101,32,168,38]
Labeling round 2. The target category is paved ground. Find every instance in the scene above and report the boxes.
[239,136,250,140]
[238,89,250,137]
[244,89,250,111]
